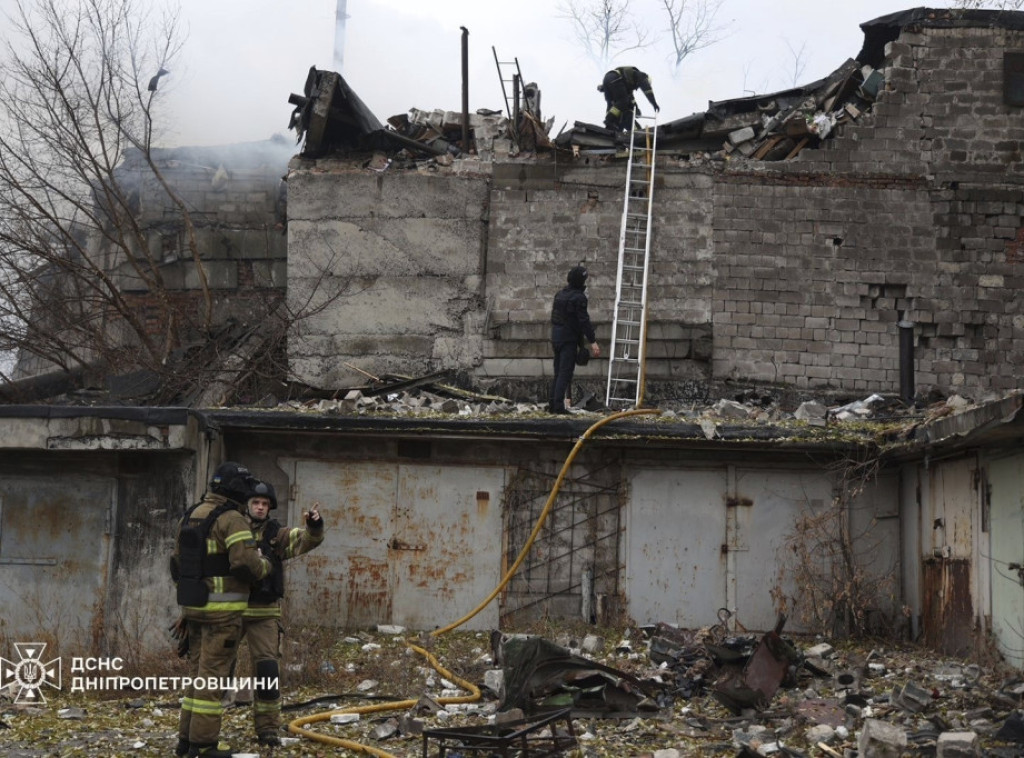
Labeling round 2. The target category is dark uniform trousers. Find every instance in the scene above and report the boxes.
[241,616,284,734]
[178,616,242,746]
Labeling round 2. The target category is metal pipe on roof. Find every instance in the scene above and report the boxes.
[899,317,915,405]
[461,26,470,153]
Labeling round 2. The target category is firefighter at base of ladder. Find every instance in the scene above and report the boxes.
[598,65,660,131]
[171,462,273,758]
[239,480,325,746]
[549,264,601,414]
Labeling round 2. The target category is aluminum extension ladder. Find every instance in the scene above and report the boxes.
[606,113,658,409]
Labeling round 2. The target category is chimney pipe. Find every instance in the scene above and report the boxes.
[899,317,915,405]
[461,26,470,153]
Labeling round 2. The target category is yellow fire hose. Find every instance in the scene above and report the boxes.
[287,407,660,755]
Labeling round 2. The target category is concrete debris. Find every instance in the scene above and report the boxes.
[370,718,399,741]
[829,392,887,421]
[859,717,908,757]
[270,378,978,439]
[557,57,875,163]
[6,626,1024,757]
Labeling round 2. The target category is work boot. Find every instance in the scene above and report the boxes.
[174,737,189,757]
[187,742,233,758]
[257,732,281,746]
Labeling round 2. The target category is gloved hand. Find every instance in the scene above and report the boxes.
[653,102,661,113]
[305,501,323,529]
[169,616,189,658]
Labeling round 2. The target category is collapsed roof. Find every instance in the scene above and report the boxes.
[286,7,1024,164]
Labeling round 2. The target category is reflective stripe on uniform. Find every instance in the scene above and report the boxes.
[224,529,253,548]
[255,700,281,713]
[184,599,249,611]
[243,606,282,619]
[182,696,224,716]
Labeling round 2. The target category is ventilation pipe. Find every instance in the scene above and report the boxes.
[461,26,470,153]
[899,315,915,405]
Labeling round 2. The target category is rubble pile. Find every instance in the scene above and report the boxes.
[267,378,988,433]
[4,626,1023,757]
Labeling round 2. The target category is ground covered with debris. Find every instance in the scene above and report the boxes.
[4,623,1024,757]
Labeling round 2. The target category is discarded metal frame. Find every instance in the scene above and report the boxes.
[420,707,577,757]
[712,614,800,714]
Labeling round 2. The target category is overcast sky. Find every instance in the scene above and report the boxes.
[1,1,971,147]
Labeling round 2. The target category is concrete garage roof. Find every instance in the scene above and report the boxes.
[3,392,1023,464]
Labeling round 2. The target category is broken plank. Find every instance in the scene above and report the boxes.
[785,137,811,160]
[752,135,786,160]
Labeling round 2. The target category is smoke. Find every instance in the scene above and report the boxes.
[334,0,348,74]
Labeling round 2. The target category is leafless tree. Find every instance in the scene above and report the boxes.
[0,0,321,404]
[0,0,195,378]
[951,0,1024,8]
[658,0,730,70]
[558,0,651,68]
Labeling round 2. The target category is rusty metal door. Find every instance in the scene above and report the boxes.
[732,469,833,632]
[389,465,505,630]
[284,459,504,630]
[0,475,115,649]
[986,454,1024,668]
[922,456,977,656]
[284,460,396,628]
[626,466,832,632]
[625,468,728,629]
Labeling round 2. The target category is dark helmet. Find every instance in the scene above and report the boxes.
[209,461,255,506]
[249,480,278,511]
[567,265,588,289]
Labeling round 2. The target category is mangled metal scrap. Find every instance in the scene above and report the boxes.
[711,614,802,714]
[497,636,662,718]
[287,67,384,157]
[421,708,577,757]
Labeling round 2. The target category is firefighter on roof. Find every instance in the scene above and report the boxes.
[598,65,660,131]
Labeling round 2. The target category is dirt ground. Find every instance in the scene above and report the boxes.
[2,622,1023,757]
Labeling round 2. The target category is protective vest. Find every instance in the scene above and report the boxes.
[174,502,232,606]
[249,519,286,604]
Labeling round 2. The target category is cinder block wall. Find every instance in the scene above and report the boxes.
[287,22,1024,401]
[287,167,490,388]
[717,23,1024,394]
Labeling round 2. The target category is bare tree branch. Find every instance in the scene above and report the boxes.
[659,0,731,70]
[782,37,808,89]
[557,0,651,68]
[952,0,1023,8]
[0,0,188,377]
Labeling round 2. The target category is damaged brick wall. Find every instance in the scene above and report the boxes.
[287,21,1023,401]
[114,141,291,335]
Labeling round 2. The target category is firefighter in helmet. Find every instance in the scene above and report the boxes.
[598,65,660,131]
[239,479,324,746]
[172,461,273,758]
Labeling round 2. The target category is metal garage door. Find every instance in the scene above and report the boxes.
[626,466,832,632]
[282,459,506,631]
[0,475,115,650]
